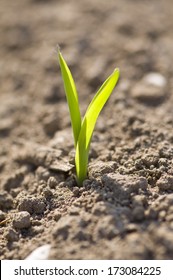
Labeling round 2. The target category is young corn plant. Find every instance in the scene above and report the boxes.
[58,51,119,186]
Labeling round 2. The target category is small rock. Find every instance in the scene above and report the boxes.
[53,211,62,221]
[58,181,66,188]
[47,177,58,188]
[126,223,138,233]
[32,225,44,234]
[69,206,80,215]
[5,228,19,242]
[132,206,145,222]
[13,211,31,229]
[132,84,165,105]
[73,187,80,197]
[25,244,51,260]
[143,73,167,87]
[158,210,166,220]
[132,73,167,105]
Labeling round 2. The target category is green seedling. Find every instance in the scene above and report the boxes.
[58,50,119,186]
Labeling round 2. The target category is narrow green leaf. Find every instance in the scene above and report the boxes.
[58,51,81,147]
[75,68,120,185]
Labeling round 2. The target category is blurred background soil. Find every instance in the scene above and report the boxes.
[0,0,173,259]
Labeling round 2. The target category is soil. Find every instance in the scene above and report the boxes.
[0,0,173,260]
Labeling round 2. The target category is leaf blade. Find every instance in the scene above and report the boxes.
[58,51,81,148]
[83,68,119,147]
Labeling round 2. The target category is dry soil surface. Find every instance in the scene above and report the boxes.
[1,0,173,259]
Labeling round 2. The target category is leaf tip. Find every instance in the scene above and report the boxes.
[114,67,120,74]
[57,44,61,53]
[113,68,120,81]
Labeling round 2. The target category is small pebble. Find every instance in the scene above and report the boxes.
[143,72,167,87]
[73,187,80,197]
[13,211,31,229]
[69,206,80,215]
[5,228,19,242]
[132,206,145,222]
[47,177,58,188]
[54,211,62,221]
[58,181,66,188]
[132,72,167,105]
[159,210,166,220]
[25,244,51,260]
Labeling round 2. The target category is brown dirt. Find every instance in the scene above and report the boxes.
[1,0,173,260]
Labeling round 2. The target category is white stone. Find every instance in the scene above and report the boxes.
[143,73,167,87]
[25,244,51,260]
